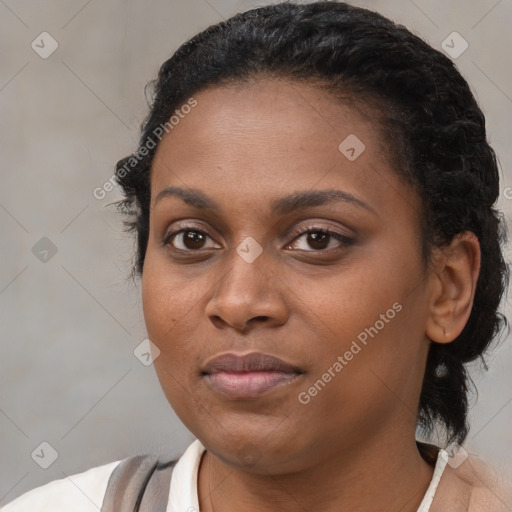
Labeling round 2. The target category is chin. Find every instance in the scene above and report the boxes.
[193,421,311,474]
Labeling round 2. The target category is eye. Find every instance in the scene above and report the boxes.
[286,227,353,252]
[163,228,220,251]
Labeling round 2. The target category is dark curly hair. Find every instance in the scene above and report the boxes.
[113,1,510,447]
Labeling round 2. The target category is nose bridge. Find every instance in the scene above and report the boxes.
[205,237,288,330]
[217,237,271,302]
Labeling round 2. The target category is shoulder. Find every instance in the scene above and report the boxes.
[464,456,512,511]
[432,452,512,511]
[1,459,123,512]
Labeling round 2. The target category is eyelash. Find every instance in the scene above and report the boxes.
[162,225,354,254]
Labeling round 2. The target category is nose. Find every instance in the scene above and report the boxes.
[204,245,289,333]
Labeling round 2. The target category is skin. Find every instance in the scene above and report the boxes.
[141,78,481,512]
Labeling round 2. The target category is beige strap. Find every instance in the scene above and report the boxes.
[101,454,177,512]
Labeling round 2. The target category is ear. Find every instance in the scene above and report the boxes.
[425,231,481,343]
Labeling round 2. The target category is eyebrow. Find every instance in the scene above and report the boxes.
[154,186,377,216]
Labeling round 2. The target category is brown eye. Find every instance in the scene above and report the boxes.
[288,228,353,252]
[306,231,330,250]
[181,230,207,250]
[164,228,220,251]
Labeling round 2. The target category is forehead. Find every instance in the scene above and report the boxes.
[154,77,388,158]
[150,78,419,222]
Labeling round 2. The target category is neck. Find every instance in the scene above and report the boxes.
[197,433,436,512]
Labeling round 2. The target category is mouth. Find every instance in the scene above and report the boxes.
[201,352,305,399]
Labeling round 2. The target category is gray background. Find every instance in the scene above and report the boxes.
[1,0,511,506]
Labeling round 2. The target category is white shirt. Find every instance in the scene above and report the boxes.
[1,439,448,512]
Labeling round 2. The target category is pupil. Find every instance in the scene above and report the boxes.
[185,230,204,249]
[309,232,328,249]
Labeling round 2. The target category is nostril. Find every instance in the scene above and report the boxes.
[252,316,269,322]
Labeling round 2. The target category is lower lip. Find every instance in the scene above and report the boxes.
[205,371,302,399]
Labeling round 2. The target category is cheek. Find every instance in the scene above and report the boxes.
[292,257,401,347]
[308,297,426,432]
[141,254,199,364]
[293,250,422,397]
[141,260,205,423]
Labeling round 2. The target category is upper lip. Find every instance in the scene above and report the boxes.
[201,352,303,375]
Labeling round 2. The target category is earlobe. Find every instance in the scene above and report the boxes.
[425,231,481,344]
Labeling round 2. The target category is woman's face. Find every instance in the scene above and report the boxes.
[142,78,434,473]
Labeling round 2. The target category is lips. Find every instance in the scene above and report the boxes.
[202,352,303,375]
[201,352,304,399]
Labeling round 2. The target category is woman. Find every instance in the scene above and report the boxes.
[3,1,511,511]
